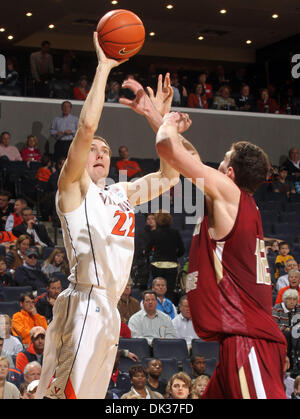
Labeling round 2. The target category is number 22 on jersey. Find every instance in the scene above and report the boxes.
[255,238,271,285]
[111,210,135,237]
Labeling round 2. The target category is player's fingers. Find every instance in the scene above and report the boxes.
[157,74,163,93]
[146,86,154,99]
[119,97,134,107]
[122,78,142,93]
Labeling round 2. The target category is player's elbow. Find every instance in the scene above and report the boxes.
[156,139,174,160]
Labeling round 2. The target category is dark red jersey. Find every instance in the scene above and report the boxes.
[187,190,286,345]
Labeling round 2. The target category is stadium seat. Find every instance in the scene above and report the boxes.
[41,246,55,260]
[0,301,20,317]
[118,338,151,360]
[118,356,137,373]
[182,358,193,376]
[2,286,33,302]
[142,357,179,382]
[152,338,189,363]
[130,287,142,301]
[191,340,220,360]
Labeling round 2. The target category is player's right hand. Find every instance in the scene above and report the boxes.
[93,32,128,69]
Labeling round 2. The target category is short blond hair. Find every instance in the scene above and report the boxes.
[93,136,112,157]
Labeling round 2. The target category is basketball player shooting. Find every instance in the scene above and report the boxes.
[35,33,192,399]
[155,112,287,399]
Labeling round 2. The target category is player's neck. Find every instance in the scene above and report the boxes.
[94,177,106,189]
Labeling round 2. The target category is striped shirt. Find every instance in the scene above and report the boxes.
[272,302,300,331]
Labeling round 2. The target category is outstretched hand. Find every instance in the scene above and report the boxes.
[119,79,154,116]
[147,73,173,117]
[162,111,192,133]
[93,32,128,69]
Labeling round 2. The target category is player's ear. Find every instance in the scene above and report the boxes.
[226,166,235,182]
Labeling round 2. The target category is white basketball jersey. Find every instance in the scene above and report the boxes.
[56,181,135,301]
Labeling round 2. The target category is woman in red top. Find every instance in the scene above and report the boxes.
[21,135,42,162]
[188,83,208,109]
[257,88,280,114]
[73,75,90,100]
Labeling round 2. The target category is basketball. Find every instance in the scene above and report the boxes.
[97,9,145,60]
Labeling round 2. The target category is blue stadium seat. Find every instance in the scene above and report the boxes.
[182,358,193,376]
[41,246,55,260]
[118,338,151,360]
[152,338,189,362]
[142,357,179,382]
[2,286,33,302]
[191,340,220,360]
[0,301,20,317]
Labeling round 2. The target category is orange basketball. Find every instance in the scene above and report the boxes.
[97,9,145,60]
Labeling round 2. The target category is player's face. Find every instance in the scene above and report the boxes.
[86,140,111,183]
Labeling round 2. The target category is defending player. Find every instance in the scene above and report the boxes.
[35,33,192,399]
[155,112,287,399]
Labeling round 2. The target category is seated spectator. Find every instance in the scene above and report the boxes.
[0,191,14,231]
[0,256,14,286]
[170,73,188,107]
[190,354,209,380]
[266,239,280,257]
[107,350,131,398]
[15,326,45,373]
[21,135,42,163]
[236,84,257,112]
[0,131,22,161]
[0,57,21,96]
[105,80,121,103]
[73,75,89,100]
[282,147,300,181]
[291,375,300,399]
[121,364,164,399]
[187,83,208,109]
[146,358,167,396]
[275,270,300,304]
[281,87,298,115]
[5,234,30,271]
[0,356,20,399]
[35,155,54,186]
[272,288,300,360]
[128,290,177,345]
[272,166,296,198]
[14,248,49,291]
[276,259,299,291]
[30,40,54,98]
[165,371,191,399]
[23,360,41,387]
[172,295,198,348]
[5,198,28,232]
[197,71,213,101]
[41,248,69,278]
[257,88,280,114]
[115,145,142,180]
[120,321,132,338]
[275,242,295,280]
[0,314,23,358]
[212,85,236,110]
[11,292,47,346]
[151,277,177,319]
[190,375,210,399]
[35,276,62,323]
[117,278,140,324]
[0,337,14,368]
[13,207,54,248]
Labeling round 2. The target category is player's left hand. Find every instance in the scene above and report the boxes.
[163,111,192,133]
[147,73,173,117]
[119,79,153,116]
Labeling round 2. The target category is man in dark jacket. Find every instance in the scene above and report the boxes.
[14,248,48,291]
[35,276,62,323]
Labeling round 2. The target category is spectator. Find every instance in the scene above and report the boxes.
[197,71,213,101]
[14,248,49,291]
[5,234,30,271]
[35,277,62,323]
[11,292,47,346]
[190,354,209,380]
[172,295,198,349]
[209,65,231,92]
[170,73,188,107]
[236,84,256,112]
[147,211,185,301]
[5,198,28,232]
[105,80,121,103]
[121,364,164,399]
[165,372,191,399]
[50,101,79,162]
[30,40,54,98]
[146,358,167,396]
[41,248,68,278]
[0,131,22,161]
[187,83,208,109]
[107,350,131,398]
[0,314,23,358]
[120,321,132,338]
[128,290,177,345]
[0,191,13,231]
[117,278,140,324]
[0,256,14,287]
[266,239,280,257]
[115,145,142,180]
[0,337,14,368]
[15,326,45,373]
[282,147,300,181]
[275,270,300,304]
[272,288,300,360]
[212,85,236,110]
[272,166,296,198]
[281,88,298,115]
[73,75,90,100]
[0,57,21,96]
[23,361,41,387]
[13,207,54,248]
[276,259,299,291]
[275,242,295,280]
[151,277,177,319]
[291,375,300,399]
[26,379,40,399]
[0,356,19,399]
[190,375,210,399]
[21,135,42,163]
[257,88,280,114]
[35,155,54,187]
